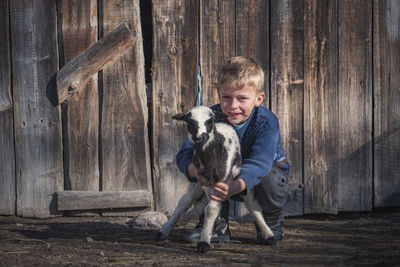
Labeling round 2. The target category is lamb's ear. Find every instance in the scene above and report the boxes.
[172,113,187,121]
[213,111,229,121]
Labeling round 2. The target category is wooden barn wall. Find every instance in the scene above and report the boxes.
[152,0,400,215]
[0,0,399,218]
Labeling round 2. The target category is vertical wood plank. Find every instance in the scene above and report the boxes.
[59,0,99,192]
[270,0,304,216]
[236,0,269,106]
[11,0,63,218]
[101,0,153,209]
[304,0,339,214]
[233,0,270,218]
[0,0,15,215]
[373,0,400,207]
[200,0,236,106]
[338,0,372,211]
[0,1,12,112]
[152,0,198,213]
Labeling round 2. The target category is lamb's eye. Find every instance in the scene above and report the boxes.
[205,119,213,129]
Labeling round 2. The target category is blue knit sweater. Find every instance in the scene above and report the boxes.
[176,104,289,194]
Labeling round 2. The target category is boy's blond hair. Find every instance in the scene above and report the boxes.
[217,56,265,93]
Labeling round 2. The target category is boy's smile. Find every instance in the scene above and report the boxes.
[219,83,265,125]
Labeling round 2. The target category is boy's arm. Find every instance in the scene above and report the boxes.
[238,125,280,194]
[176,138,197,182]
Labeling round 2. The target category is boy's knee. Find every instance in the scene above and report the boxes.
[254,167,289,213]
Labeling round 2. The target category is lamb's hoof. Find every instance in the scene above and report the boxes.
[156,232,168,241]
[197,242,210,253]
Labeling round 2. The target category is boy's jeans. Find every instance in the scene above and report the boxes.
[231,165,289,216]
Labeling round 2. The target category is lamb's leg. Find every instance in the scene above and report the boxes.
[177,194,208,224]
[244,190,274,240]
[157,183,203,241]
[197,187,221,253]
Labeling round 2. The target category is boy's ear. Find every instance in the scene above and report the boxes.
[172,113,187,121]
[213,111,229,121]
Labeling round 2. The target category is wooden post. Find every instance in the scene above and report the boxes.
[11,0,63,218]
[0,0,15,216]
[56,22,135,104]
[373,0,400,208]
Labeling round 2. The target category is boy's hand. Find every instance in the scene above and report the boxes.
[211,176,246,202]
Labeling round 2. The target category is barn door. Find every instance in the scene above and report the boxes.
[57,0,152,215]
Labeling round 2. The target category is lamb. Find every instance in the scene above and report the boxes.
[156,106,274,253]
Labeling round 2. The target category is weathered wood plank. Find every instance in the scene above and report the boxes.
[11,0,63,218]
[373,0,400,207]
[57,190,151,210]
[0,0,15,216]
[200,0,236,106]
[233,0,272,218]
[304,0,339,214]
[101,0,152,210]
[59,0,99,193]
[0,0,12,112]
[236,0,269,106]
[152,0,198,213]
[56,22,135,104]
[270,0,304,216]
[338,0,372,211]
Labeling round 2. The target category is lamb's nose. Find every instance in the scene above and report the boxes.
[195,133,208,144]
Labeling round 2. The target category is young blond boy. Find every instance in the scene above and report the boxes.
[176,56,290,245]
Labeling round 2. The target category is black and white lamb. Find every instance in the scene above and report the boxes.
[156,106,274,253]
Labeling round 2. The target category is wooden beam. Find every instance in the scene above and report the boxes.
[57,190,151,211]
[56,22,135,104]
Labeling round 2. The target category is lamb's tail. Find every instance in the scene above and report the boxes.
[176,194,208,226]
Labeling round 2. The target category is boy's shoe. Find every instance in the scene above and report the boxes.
[255,213,284,245]
[180,217,231,243]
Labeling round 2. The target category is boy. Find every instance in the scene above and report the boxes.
[176,56,290,245]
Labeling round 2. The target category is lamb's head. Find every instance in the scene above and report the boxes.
[173,106,228,146]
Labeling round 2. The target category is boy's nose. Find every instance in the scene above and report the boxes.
[230,98,240,109]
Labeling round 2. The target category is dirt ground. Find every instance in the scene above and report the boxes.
[0,210,399,267]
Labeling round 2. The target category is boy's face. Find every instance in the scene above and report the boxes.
[218,82,265,125]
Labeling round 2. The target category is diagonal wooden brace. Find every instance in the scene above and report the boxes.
[56,23,135,104]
